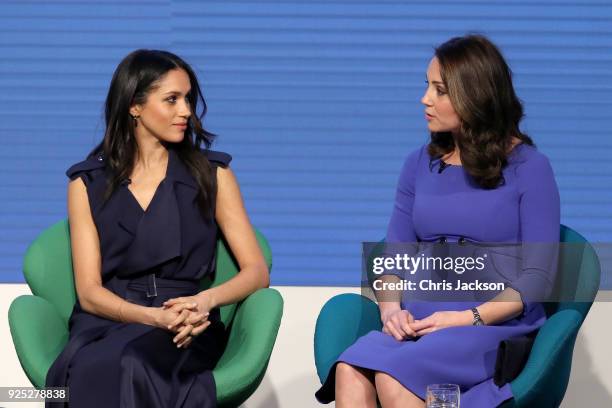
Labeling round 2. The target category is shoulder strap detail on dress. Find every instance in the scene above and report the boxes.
[66,152,106,180]
[204,150,232,167]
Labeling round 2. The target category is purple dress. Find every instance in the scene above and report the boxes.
[46,147,230,408]
[317,143,560,407]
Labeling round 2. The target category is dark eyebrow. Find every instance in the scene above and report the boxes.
[425,76,445,86]
[162,90,191,96]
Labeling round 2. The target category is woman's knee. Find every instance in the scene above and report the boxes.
[375,372,401,398]
[335,362,357,386]
[335,362,377,407]
[375,372,423,407]
[335,363,372,388]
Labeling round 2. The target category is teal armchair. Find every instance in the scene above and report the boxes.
[314,225,600,407]
[9,219,283,408]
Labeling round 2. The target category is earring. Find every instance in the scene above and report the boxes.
[130,114,140,128]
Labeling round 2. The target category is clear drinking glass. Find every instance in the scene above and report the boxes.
[426,383,460,408]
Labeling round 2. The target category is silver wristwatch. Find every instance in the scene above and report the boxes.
[471,307,485,326]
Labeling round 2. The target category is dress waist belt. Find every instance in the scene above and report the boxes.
[123,274,199,298]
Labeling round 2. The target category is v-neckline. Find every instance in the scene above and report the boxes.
[125,151,170,213]
[126,178,166,213]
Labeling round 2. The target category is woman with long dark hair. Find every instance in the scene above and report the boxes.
[316,35,560,407]
[46,50,269,407]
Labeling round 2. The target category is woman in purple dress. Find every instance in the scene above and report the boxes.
[316,35,560,407]
[45,50,270,407]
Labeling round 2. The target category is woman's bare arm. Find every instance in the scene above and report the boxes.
[195,166,269,309]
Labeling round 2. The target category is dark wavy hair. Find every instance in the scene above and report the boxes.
[427,34,534,188]
[89,49,216,217]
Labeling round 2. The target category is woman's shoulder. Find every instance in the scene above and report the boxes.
[393,144,430,187]
[510,143,553,171]
[200,148,232,168]
[508,143,557,189]
[402,143,430,170]
[66,151,107,182]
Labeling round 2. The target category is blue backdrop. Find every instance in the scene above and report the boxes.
[1,1,611,286]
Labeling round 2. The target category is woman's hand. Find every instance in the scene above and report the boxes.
[381,307,417,341]
[410,310,473,336]
[162,292,215,347]
[163,291,214,316]
[162,302,211,348]
[153,302,197,331]
[151,302,205,348]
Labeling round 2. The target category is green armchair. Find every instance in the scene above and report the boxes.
[9,219,283,408]
[314,225,600,407]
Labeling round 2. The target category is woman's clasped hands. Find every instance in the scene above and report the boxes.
[381,306,473,341]
[154,292,215,349]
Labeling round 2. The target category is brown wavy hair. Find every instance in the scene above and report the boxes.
[427,34,534,188]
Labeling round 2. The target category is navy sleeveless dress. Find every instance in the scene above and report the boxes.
[46,146,231,408]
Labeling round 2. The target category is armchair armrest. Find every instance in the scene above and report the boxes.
[509,309,582,407]
[8,295,69,388]
[314,293,382,384]
[214,288,283,407]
